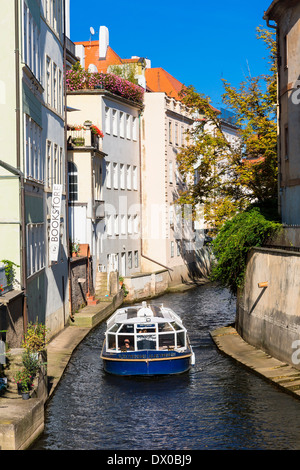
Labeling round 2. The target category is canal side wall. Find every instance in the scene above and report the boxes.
[123,247,213,303]
[236,246,300,368]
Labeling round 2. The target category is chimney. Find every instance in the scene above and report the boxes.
[99,26,109,59]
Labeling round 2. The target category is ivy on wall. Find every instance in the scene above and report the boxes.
[209,207,282,295]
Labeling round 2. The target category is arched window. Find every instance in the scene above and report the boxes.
[68,161,78,201]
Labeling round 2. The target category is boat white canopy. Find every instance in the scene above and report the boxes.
[105,302,188,353]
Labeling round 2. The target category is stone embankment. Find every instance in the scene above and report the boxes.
[211,326,300,399]
[0,290,124,450]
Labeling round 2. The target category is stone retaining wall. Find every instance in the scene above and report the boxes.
[236,246,300,368]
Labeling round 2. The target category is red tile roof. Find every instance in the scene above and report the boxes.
[145,67,185,100]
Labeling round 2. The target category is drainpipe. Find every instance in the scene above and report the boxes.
[14,0,28,332]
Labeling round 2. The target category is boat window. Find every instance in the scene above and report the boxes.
[108,333,116,350]
[119,324,134,333]
[137,326,156,333]
[158,323,173,332]
[158,333,175,350]
[177,331,185,348]
[108,323,120,333]
[137,333,157,350]
[171,322,183,331]
[118,335,134,351]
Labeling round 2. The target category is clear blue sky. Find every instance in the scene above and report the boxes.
[70,0,273,109]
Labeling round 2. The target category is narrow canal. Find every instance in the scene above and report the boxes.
[33,283,300,450]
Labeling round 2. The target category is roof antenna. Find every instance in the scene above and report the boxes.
[89,26,98,44]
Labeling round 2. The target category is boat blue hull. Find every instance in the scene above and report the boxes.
[101,350,192,376]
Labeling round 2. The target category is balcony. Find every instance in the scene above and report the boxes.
[67,125,103,152]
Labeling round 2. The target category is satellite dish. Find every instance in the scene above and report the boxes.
[88,64,98,73]
[90,27,95,35]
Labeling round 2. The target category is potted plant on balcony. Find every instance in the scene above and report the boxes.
[90,124,104,138]
[71,240,80,257]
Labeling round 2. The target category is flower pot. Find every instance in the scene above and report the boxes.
[21,391,30,400]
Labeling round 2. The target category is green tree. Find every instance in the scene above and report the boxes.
[177,27,278,230]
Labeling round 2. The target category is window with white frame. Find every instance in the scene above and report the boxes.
[113,162,118,189]
[59,147,63,187]
[120,163,125,189]
[112,109,118,136]
[42,0,63,37]
[169,160,173,184]
[68,161,78,201]
[106,161,111,188]
[120,215,126,235]
[23,3,41,82]
[53,0,57,32]
[53,63,57,109]
[181,125,186,146]
[27,223,45,277]
[171,241,174,258]
[133,214,139,234]
[53,144,58,184]
[169,121,172,144]
[175,162,180,185]
[132,116,137,141]
[120,112,125,138]
[128,215,132,234]
[126,114,131,139]
[114,215,119,235]
[106,214,112,236]
[105,107,110,134]
[134,250,139,268]
[46,56,51,105]
[128,251,132,269]
[46,140,52,188]
[133,166,138,190]
[24,114,43,183]
[126,165,131,190]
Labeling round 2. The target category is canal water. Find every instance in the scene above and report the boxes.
[32,283,300,450]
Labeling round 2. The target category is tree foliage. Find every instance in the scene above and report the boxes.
[176,27,278,230]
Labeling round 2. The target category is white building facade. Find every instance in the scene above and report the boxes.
[141,92,196,283]
[67,89,143,283]
[21,0,69,336]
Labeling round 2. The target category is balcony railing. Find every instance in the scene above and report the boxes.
[67,127,103,152]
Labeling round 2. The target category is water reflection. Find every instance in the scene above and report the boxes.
[33,284,300,450]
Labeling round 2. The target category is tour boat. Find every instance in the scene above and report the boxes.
[101,302,195,376]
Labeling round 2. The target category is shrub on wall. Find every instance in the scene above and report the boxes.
[210,207,282,295]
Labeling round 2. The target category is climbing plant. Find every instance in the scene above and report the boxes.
[1,260,19,288]
[209,206,282,295]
